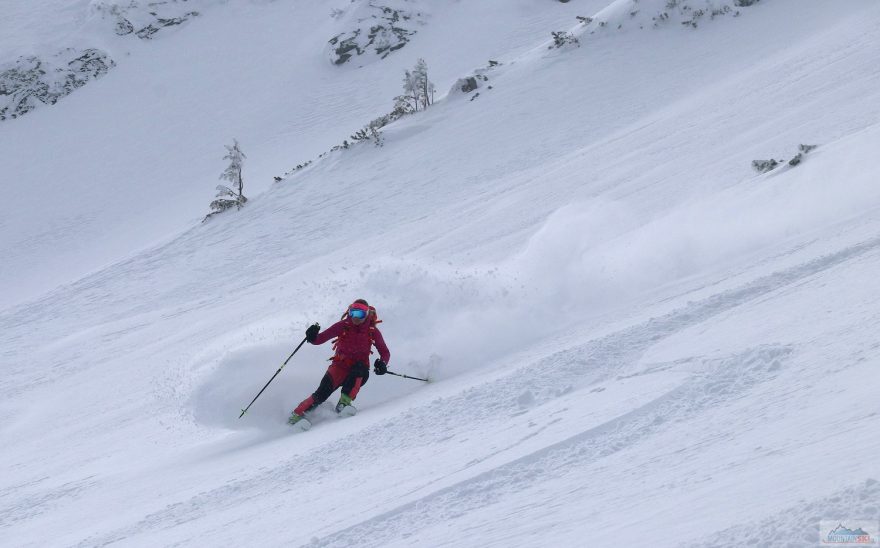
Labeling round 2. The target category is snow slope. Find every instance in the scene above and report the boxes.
[2,0,880,546]
[0,0,591,308]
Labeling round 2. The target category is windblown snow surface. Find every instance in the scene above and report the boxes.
[2,0,880,546]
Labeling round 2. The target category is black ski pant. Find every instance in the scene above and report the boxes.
[295,361,369,415]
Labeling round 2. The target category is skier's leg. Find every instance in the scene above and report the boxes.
[341,362,370,400]
[294,368,343,415]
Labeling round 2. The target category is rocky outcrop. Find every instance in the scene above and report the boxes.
[0,49,115,121]
[328,2,425,65]
[1,1,207,121]
[91,0,201,40]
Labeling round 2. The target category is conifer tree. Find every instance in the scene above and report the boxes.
[204,139,248,221]
[402,69,420,112]
[220,139,246,199]
[413,58,434,109]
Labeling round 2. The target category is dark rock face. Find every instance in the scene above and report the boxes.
[133,13,201,40]
[0,49,115,121]
[114,16,135,36]
[0,1,206,121]
[459,77,479,93]
[329,3,423,65]
[92,1,201,41]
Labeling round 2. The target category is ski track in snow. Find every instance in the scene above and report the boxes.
[0,475,97,530]
[3,1,880,546]
[688,478,880,548]
[69,231,880,547]
[302,236,880,547]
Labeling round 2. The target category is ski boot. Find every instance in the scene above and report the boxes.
[287,411,311,431]
[335,394,357,417]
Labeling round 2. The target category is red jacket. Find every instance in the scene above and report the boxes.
[312,317,390,366]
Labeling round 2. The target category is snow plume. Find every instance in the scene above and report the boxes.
[511,122,880,325]
[512,200,644,314]
[195,123,880,408]
[356,260,524,381]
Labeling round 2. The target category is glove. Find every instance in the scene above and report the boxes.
[305,323,320,343]
[373,359,387,375]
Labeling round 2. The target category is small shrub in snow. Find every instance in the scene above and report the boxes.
[286,160,313,176]
[549,31,580,49]
[711,6,734,18]
[681,9,706,28]
[287,57,431,174]
[347,59,433,147]
[798,143,818,154]
[788,144,818,167]
[204,140,247,221]
[752,144,818,173]
[350,124,384,147]
[649,1,757,30]
[752,159,781,173]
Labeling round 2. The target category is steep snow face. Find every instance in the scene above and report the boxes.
[0,0,591,309]
[0,0,214,122]
[3,0,880,546]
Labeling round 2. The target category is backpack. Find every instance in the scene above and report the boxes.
[329,305,382,361]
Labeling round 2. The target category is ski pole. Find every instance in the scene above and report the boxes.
[239,337,308,418]
[385,370,429,382]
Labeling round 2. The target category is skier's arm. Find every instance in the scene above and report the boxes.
[312,320,344,345]
[373,328,391,364]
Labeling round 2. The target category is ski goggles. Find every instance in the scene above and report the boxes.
[348,307,368,319]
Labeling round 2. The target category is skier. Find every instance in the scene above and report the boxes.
[288,299,390,429]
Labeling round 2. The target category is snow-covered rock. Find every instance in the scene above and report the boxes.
[327,1,427,66]
[0,48,114,121]
[90,0,202,39]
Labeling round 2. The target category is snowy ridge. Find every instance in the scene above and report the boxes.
[585,0,759,31]
[283,0,767,183]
